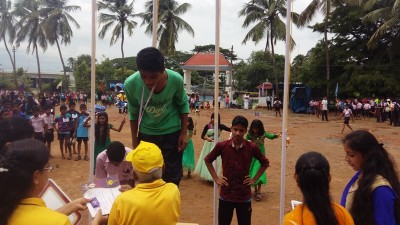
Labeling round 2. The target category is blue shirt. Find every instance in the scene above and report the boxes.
[76,114,89,138]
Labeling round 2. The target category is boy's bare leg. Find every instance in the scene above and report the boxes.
[84,141,89,159]
[59,140,65,158]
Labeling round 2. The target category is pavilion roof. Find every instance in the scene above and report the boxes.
[181,53,232,71]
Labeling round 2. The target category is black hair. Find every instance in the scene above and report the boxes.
[343,130,400,225]
[0,117,34,153]
[210,112,221,127]
[136,47,165,72]
[95,112,109,146]
[106,141,126,162]
[0,139,49,225]
[249,119,265,137]
[69,101,76,107]
[187,117,194,131]
[295,151,338,225]
[232,115,248,129]
[80,104,87,110]
[60,104,67,111]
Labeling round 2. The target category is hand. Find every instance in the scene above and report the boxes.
[72,197,91,211]
[119,184,133,192]
[122,117,126,124]
[207,137,214,142]
[243,175,255,186]
[91,209,108,225]
[215,176,228,186]
[178,132,188,152]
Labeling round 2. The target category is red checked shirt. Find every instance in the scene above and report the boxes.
[205,139,269,202]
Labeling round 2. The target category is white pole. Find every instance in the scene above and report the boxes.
[213,1,221,225]
[279,0,292,224]
[152,0,158,47]
[89,0,97,182]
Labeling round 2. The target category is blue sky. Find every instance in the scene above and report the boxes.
[0,0,322,73]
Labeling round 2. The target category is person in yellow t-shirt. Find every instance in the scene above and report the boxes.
[283,152,354,225]
[0,139,89,225]
[92,141,180,225]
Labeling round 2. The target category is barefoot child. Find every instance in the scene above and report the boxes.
[54,105,73,159]
[75,104,90,161]
[245,119,279,201]
[205,115,269,225]
[42,106,55,156]
[182,117,196,178]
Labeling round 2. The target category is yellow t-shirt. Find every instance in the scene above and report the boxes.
[8,198,71,225]
[283,203,354,225]
[108,179,180,225]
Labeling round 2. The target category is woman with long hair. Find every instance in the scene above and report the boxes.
[341,130,400,225]
[0,139,70,225]
[284,151,354,225]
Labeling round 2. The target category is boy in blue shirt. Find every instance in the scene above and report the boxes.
[75,104,90,161]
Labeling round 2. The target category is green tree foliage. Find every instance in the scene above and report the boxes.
[192,44,238,61]
[98,0,138,75]
[233,51,284,92]
[140,0,194,56]
[41,0,81,90]
[295,4,400,98]
[74,60,90,92]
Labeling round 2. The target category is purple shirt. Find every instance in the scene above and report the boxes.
[205,139,269,202]
[95,147,134,185]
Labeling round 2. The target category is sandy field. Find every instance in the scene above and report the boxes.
[48,106,400,225]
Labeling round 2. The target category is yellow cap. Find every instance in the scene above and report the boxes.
[126,141,164,173]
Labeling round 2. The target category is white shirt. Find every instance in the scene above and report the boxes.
[322,99,328,110]
[30,115,45,133]
[343,108,352,117]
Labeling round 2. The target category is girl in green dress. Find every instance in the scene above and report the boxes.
[182,117,195,178]
[245,119,279,201]
[94,112,125,167]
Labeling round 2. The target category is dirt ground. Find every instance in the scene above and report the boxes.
[49,106,400,225]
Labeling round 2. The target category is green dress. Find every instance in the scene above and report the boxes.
[94,124,113,168]
[182,130,195,171]
[194,128,221,181]
[245,131,278,185]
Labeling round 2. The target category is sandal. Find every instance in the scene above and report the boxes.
[255,192,262,201]
[61,155,66,159]
[84,155,89,161]
[74,156,81,161]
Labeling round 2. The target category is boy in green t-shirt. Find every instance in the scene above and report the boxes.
[124,47,190,186]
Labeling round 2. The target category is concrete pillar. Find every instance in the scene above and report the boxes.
[183,70,192,93]
[225,70,232,92]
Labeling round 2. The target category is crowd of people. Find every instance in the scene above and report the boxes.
[1,47,400,225]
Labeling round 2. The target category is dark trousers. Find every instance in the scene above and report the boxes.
[218,199,252,225]
[139,130,183,186]
[322,110,328,121]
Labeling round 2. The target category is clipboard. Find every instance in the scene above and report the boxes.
[40,179,82,225]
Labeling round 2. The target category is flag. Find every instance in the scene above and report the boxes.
[335,82,338,98]
[57,80,63,89]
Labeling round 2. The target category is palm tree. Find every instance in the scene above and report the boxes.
[239,0,299,97]
[14,0,48,92]
[347,0,400,49]
[41,0,80,91]
[98,0,137,75]
[0,0,17,87]
[140,0,194,56]
[298,0,343,97]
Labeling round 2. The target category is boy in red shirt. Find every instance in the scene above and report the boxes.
[205,115,269,225]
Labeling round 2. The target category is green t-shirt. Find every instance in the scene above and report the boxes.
[124,69,189,135]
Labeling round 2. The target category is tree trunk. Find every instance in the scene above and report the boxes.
[121,23,125,76]
[3,35,17,88]
[324,1,330,98]
[270,34,279,99]
[56,38,69,91]
[34,43,42,92]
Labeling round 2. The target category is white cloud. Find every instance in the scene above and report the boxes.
[0,0,322,73]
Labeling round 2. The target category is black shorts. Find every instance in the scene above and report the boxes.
[58,132,70,140]
[34,132,45,143]
[344,117,350,124]
[45,129,54,142]
[77,137,89,143]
